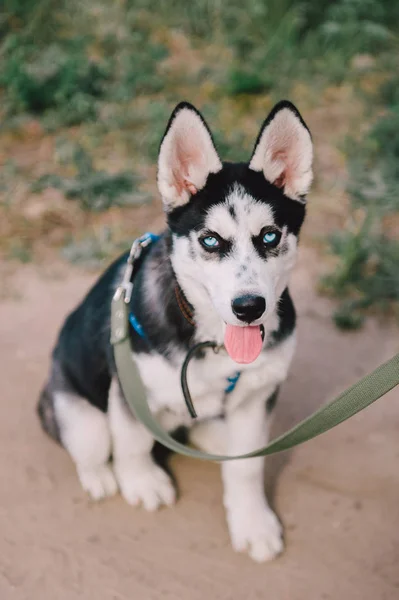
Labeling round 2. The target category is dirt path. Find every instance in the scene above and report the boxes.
[1,251,398,600]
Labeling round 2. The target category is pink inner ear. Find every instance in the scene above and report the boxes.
[272,150,289,189]
[274,172,286,189]
[172,167,185,195]
[184,180,198,195]
[173,138,200,196]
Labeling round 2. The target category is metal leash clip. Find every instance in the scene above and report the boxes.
[114,233,158,304]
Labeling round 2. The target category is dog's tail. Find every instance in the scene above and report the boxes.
[37,385,61,444]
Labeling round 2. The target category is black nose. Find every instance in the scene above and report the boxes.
[231,295,266,323]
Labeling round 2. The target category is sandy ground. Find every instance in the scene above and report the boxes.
[0,250,398,600]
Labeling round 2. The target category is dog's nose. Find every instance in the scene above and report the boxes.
[231,295,266,323]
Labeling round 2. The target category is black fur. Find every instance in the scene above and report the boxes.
[51,252,129,412]
[268,289,296,348]
[266,387,280,414]
[251,228,282,260]
[167,163,306,239]
[37,385,61,442]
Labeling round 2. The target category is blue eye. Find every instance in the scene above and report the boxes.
[263,231,278,245]
[202,236,219,249]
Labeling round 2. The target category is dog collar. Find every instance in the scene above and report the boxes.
[175,284,195,326]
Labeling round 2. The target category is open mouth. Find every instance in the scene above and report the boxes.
[224,323,265,365]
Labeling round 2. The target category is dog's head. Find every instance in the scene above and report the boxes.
[157,101,313,363]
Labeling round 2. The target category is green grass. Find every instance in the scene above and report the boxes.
[2,0,396,126]
[323,225,399,326]
[32,141,147,212]
[0,39,108,120]
[322,65,399,328]
[61,226,130,269]
[6,239,33,263]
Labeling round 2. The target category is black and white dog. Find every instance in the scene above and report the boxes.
[38,100,313,562]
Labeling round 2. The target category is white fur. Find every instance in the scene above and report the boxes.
[135,331,295,412]
[108,379,176,510]
[206,187,275,238]
[189,418,228,454]
[221,387,283,562]
[249,107,313,201]
[157,106,222,211]
[191,406,284,562]
[171,185,297,334]
[54,392,117,500]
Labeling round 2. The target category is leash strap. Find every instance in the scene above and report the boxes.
[111,288,399,461]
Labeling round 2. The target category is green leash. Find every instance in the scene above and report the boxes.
[111,287,399,461]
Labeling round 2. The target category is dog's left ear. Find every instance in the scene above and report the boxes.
[157,102,222,212]
[249,101,313,201]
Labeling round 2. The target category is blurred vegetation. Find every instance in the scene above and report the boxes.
[32,141,145,212]
[2,0,396,134]
[322,71,399,328]
[61,225,132,269]
[0,0,398,326]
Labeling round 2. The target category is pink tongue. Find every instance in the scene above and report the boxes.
[224,325,263,364]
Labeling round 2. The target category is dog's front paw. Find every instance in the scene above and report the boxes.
[227,504,284,563]
[115,459,176,511]
[77,464,118,501]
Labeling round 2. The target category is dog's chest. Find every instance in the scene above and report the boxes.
[133,349,243,426]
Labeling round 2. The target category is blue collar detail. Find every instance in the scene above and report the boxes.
[129,312,147,339]
[127,231,160,340]
[225,371,241,394]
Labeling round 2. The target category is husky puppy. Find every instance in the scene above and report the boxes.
[38,100,313,562]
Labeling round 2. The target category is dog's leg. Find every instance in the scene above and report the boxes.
[108,378,176,511]
[189,418,227,455]
[221,387,283,563]
[54,391,118,500]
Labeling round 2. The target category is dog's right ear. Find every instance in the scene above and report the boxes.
[249,100,313,202]
[157,102,222,212]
